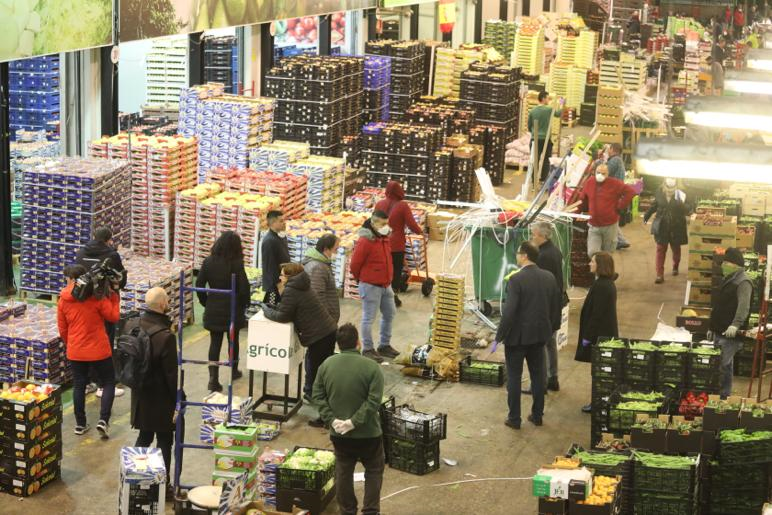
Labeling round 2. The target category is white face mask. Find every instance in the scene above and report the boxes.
[377,225,391,236]
[595,173,607,183]
[665,178,676,188]
[277,231,287,238]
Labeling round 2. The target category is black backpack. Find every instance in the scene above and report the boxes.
[115,313,164,390]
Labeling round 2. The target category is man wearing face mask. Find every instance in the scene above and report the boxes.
[710,248,753,398]
[643,178,689,284]
[605,143,631,250]
[579,164,636,257]
[262,210,291,306]
[349,210,397,363]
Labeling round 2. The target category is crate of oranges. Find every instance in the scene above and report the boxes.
[570,475,621,514]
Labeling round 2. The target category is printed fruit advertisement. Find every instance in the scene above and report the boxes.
[0,0,113,62]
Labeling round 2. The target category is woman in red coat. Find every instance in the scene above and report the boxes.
[374,180,423,307]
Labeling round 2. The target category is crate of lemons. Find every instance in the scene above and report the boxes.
[576,475,620,507]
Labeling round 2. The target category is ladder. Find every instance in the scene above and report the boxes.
[173,271,238,495]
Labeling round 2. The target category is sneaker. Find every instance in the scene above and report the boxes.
[527,414,543,426]
[74,424,90,436]
[377,345,400,359]
[84,383,98,395]
[97,387,125,398]
[96,420,110,440]
[361,349,384,363]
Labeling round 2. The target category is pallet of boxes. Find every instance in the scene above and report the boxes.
[0,381,62,498]
[687,211,737,309]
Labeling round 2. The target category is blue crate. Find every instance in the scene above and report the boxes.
[10,91,60,110]
[9,108,60,126]
[9,55,59,72]
[9,71,59,91]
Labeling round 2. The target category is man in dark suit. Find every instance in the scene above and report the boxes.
[261,210,290,306]
[495,241,561,430]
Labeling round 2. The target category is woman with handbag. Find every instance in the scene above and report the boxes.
[643,179,689,284]
[262,263,337,427]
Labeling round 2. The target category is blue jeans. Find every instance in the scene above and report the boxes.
[505,343,545,424]
[358,283,395,351]
[71,357,116,426]
[715,336,742,398]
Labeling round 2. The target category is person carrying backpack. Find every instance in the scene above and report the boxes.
[129,287,179,499]
[57,264,120,439]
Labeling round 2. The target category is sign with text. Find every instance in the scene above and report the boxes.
[0,0,113,63]
[120,0,377,42]
[246,311,302,375]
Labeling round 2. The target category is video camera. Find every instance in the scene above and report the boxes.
[72,259,123,302]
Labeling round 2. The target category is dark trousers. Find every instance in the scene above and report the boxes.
[391,251,405,293]
[505,343,546,424]
[71,357,116,426]
[209,330,240,367]
[136,430,174,483]
[92,321,117,387]
[331,436,385,515]
[304,332,337,398]
[533,138,553,182]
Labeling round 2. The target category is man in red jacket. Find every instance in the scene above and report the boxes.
[374,181,423,307]
[349,210,397,363]
[57,264,121,439]
[580,164,635,257]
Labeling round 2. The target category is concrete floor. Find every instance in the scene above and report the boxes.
[2,173,753,515]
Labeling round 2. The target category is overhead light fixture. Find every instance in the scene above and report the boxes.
[747,48,772,71]
[724,69,772,96]
[684,96,772,131]
[634,138,772,183]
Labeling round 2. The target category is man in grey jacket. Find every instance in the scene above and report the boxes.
[710,247,753,398]
[303,233,341,323]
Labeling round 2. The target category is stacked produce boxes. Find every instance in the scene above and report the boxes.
[145,36,188,111]
[430,274,464,351]
[9,56,60,141]
[90,134,199,260]
[366,40,425,119]
[570,220,593,287]
[212,424,260,493]
[204,36,238,94]
[0,304,71,386]
[265,55,364,158]
[595,85,624,144]
[21,157,131,295]
[290,156,347,213]
[483,20,518,62]
[119,447,167,513]
[363,55,391,124]
[468,124,507,186]
[460,62,521,139]
[513,24,544,76]
[249,140,311,171]
[206,167,307,221]
[632,452,700,514]
[10,131,60,201]
[0,381,63,498]
[178,83,275,182]
[11,201,21,257]
[276,447,336,512]
[686,213,737,307]
[257,448,286,510]
[574,30,598,69]
[382,404,447,475]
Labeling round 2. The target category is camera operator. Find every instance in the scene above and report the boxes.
[76,226,127,398]
[57,264,121,439]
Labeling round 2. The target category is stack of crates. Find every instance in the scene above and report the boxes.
[204,36,239,94]
[145,36,188,111]
[212,424,260,494]
[687,212,737,307]
[276,446,336,512]
[119,447,167,513]
[633,453,701,514]
[733,332,767,378]
[595,85,624,144]
[570,220,593,287]
[9,56,60,141]
[430,274,464,351]
[590,338,627,444]
[0,381,63,498]
[383,404,447,475]
[482,20,518,63]
[513,23,544,76]
[363,55,391,124]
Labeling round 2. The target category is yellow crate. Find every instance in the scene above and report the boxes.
[690,235,736,253]
[687,251,714,271]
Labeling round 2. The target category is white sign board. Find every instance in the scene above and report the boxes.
[246,311,302,375]
[556,305,570,350]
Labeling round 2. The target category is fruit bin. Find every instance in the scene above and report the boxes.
[633,453,700,494]
[383,405,447,443]
[717,429,772,465]
[276,447,335,492]
[632,490,697,515]
[459,357,506,386]
[384,434,440,476]
[608,402,661,434]
[0,381,62,424]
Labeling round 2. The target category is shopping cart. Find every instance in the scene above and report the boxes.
[400,234,435,296]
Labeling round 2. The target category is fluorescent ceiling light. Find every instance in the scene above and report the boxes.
[635,138,772,183]
[684,96,772,130]
[724,69,772,96]
[747,48,772,71]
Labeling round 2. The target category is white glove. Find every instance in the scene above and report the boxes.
[332,419,355,435]
[723,325,738,338]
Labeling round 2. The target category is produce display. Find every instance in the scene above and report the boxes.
[10,131,60,200]
[430,274,465,351]
[364,55,391,124]
[290,155,347,213]
[277,447,335,491]
[257,447,286,510]
[178,83,275,182]
[145,36,189,109]
[249,140,310,172]
[21,157,131,295]
[365,40,425,119]
[205,167,308,220]
[576,475,618,506]
[483,20,518,62]
[460,61,521,139]
[513,23,545,76]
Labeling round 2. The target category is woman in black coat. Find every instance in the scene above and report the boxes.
[196,231,251,392]
[575,252,618,412]
[643,179,689,284]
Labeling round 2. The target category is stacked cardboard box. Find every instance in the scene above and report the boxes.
[431,274,465,351]
[460,62,521,139]
[290,156,347,213]
[514,24,545,75]
[595,85,624,144]
[10,131,60,201]
[0,381,62,498]
[212,424,260,493]
[366,40,425,120]
[119,447,167,513]
[687,213,737,307]
[206,168,307,221]
[249,140,311,172]
[364,55,391,124]
[199,393,253,445]
[483,20,518,62]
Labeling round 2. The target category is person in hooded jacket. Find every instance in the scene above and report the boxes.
[575,252,618,413]
[349,211,397,363]
[374,181,423,307]
[262,263,337,427]
[196,231,251,393]
[643,178,690,284]
[57,264,120,439]
[302,233,340,323]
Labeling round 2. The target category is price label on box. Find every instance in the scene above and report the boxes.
[246,311,302,375]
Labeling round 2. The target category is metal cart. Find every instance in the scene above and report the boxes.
[400,233,435,296]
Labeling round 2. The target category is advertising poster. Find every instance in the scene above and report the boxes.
[0,0,113,62]
[120,0,376,42]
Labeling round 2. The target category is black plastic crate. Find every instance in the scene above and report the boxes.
[592,359,624,380]
[654,360,687,387]
[718,432,772,465]
[592,377,619,401]
[688,350,721,372]
[384,405,447,443]
[385,435,440,475]
[277,447,335,492]
[633,491,697,515]
[688,368,720,392]
[459,357,506,386]
[276,484,336,513]
[633,454,699,494]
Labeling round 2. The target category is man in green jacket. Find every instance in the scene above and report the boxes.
[528,91,562,183]
[313,323,385,515]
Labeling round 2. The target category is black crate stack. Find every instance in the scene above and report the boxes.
[703,456,770,514]
[459,62,521,140]
[403,97,476,137]
[365,40,425,120]
[590,339,627,446]
[633,454,700,515]
[428,148,452,202]
[362,122,444,202]
[469,125,507,186]
[203,36,238,93]
[363,55,391,124]
[266,55,364,157]
[382,404,447,475]
[571,220,594,287]
[580,75,599,126]
[0,381,62,498]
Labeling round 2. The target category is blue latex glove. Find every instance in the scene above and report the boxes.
[581,339,591,347]
[489,340,499,354]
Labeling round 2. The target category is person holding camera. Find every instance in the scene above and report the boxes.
[76,226,127,398]
[57,264,121,439]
